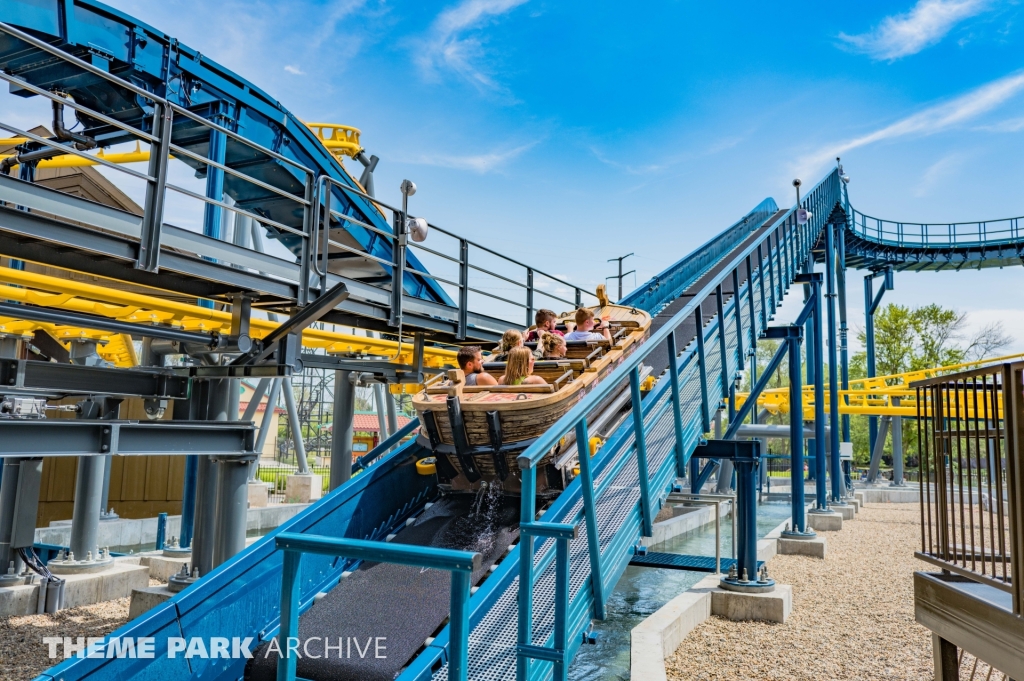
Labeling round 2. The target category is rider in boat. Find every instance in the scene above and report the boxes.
[493,328,542,360]
[498,347,547,386]
[458,345,498,387]
[564,308,612,342]
[540,332,567,359]
[525,309,564,343]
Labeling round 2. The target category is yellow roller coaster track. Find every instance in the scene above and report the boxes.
[0,265,457,384]
[735,352,1024,419]
[1,121,362,169]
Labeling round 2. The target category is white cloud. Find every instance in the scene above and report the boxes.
[795,70,1024,179]
[415,0,528,92]
[838,0,990,60]
[912,153,966,197]
[409,141,536,173]
[284,65,305,75]
[976,116,1024,132]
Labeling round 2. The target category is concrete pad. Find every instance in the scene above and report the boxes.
[858,487,920,504]
[807,511,843,532]
[778,536,827,558]
[834,505,855,520]
[128,584,174,620]
[248,481,269,508]
[285,474,322,504]
[687,573,793,623]
[710,583,793,624]
[0,563,150,616]
[138,555,190,582]
[630,589,711,681]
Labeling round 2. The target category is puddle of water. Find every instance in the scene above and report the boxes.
[568,501,792,681]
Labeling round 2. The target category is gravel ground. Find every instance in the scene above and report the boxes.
[0,578,160,681]
[665,503,936,681]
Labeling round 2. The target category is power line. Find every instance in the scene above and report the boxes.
[606,253,635,302]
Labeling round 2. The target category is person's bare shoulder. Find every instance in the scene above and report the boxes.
[477,372,498,385]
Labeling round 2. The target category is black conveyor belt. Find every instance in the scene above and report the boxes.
[644,210,788,377]
[246,491,520,681]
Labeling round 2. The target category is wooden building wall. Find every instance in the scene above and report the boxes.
[35,399,185,527]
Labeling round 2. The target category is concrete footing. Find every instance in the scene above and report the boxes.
[710,581,792,623]
[629,572,793,681]
[128,584,174,620]
[37,503,311,550]
[807,511,843,532]
[247,481,269,508]
[834,505,855,520]
[855,486,920,504]
[138,554,191,582]
[0,562,149,617]
[778,536,827,558]
[285,474,323,504]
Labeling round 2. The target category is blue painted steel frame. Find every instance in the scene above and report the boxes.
[399,170,840,681]
[38,431,434,681]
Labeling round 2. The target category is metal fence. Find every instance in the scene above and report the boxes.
[915,363,1024,614]
[256,465,332,503]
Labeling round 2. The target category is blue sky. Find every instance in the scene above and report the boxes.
[79,1,1024,351]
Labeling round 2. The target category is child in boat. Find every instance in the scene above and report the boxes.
[525,309,564,343]
[498,347,547,386]
[457,345,497,387]
[493,328,542,361]
[540,332,567,360]
[564,308,612,342]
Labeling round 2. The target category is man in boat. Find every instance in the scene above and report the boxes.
[457,346,498,387]
[564,307,612,342]
[524,309,564,343]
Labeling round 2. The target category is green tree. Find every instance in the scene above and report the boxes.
[848,302,1010,468]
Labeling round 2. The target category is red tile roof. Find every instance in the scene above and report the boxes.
[351,413,413,433]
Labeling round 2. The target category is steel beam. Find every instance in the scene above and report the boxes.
[0,420,255,457]
[0,359,191,397]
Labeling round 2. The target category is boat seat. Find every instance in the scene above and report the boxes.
[463,383,555,394]
[483,359,587,380]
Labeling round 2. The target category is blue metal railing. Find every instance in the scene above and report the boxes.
[848,206,1024,249]
[621,197,779,313]
[275,533,479,681]
[507,169,839,681]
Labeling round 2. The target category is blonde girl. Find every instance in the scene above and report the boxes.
[499,347,546,386]
[541,332,567,360]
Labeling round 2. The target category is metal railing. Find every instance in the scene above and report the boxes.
[314,175,595,338]
[275,534,479,681]
[915,363,1024,614]
[0,19,593,336]
[507,169,840,680]
[849,206,1024,250]
[622,197,779,314]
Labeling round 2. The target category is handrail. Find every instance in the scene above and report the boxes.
[511,169,839,680]
[517,169,838,469]
[275,533,480,681]
[848,205,1024,249]
[622,197,779,313]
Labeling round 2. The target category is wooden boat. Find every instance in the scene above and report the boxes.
[413,285,651,495]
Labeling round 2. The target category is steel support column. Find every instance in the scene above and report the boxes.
[330,370,355,490]
[809,274,828,511]
[837,218,850,443]
[824,222,843,504]
[865,268,892,461]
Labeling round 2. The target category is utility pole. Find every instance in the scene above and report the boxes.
[606,253,635,301]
